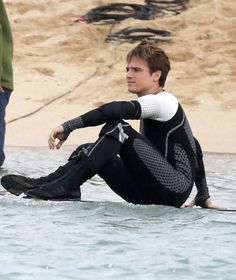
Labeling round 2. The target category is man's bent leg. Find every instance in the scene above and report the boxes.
[26,121,133,199]
[96,120,193,207]
[119,131,194,207]
[98,156,149,204]
[1,143,93,197]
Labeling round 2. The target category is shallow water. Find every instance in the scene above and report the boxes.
[0,146,235,280]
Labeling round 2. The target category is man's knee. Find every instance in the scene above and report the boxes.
[99,120,132,143]
[68,143,93,161]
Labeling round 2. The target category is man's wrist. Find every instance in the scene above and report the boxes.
[62,122,72,134]
[195,194,210,207]
[62,116,84,134]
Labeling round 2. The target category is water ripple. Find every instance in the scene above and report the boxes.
[0,148,236,280]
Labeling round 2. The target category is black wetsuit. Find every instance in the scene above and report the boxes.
[64,92,210,207]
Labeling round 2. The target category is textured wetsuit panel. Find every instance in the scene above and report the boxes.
[174,143,192,178]
[63,116,84,134]
[138,92,178,121]
[133,138,191,193]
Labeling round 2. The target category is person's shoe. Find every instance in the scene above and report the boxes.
[1,174,38,196]
[1,173,82,200]
[27,158,94,200]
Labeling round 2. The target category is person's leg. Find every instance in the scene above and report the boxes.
[0,143,93,197]
[120,136,194,207]
[27,120,193,206]
[0,89,12,166]
[97,156,149,204]
[25,121,133,199]
[26,133,122,199]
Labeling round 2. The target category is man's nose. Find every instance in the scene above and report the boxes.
[126,70,133,78]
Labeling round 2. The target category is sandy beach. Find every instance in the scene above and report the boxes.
[4,0,236,153]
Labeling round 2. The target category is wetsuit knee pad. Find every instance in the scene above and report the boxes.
[99,120,133,144]
[99,120,127,134]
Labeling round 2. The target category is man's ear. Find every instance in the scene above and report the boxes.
[153,70,162,82]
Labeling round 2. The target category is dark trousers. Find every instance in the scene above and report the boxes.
[0,89,12,166]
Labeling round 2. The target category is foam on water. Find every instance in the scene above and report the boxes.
[0,146,235,280]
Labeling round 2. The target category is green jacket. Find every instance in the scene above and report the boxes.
[0,0,13,90]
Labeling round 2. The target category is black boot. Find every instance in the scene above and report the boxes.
[0,159,81,198]
[26,158,94,200]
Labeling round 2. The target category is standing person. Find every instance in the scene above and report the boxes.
[1,41,217,208]
[0,0,13,167]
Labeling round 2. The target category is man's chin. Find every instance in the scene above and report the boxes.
[128,88,139,94]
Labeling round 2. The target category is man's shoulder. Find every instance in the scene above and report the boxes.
[138,91,178,104]
[137,92,179,121]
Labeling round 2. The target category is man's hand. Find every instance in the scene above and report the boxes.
[0,86,5,93]
[185,198,226,210]
[48,125,69,150]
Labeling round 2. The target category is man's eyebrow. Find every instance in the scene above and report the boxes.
[126,66,143,71]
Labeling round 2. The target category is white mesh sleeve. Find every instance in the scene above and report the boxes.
[138,92,178,121]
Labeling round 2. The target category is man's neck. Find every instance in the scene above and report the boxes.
[137,87,164,97]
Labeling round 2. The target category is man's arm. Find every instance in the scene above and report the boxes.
[62,100,141,134]
[194,138,210,206]
[47,101,141,149]
[62,92,179,134]
[186,138,225,209]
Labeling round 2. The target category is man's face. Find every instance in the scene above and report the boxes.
[126,57,160,97]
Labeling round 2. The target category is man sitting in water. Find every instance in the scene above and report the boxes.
[1,41,215,208]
